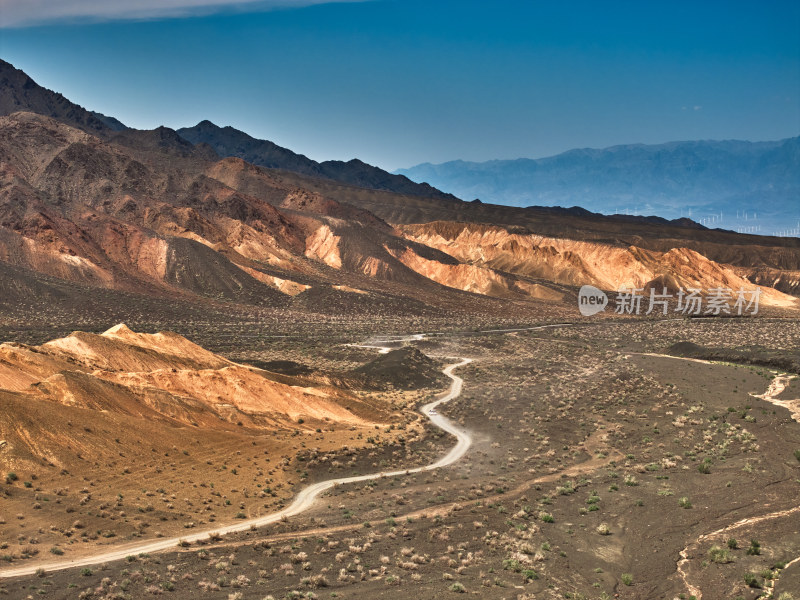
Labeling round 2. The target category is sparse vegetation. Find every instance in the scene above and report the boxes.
[743,572,761,588]
[708,545,733,564]
[1,316,798,600]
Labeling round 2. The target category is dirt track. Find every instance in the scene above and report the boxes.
[0,351,473,579]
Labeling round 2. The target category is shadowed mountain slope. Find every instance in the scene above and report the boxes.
[0,59,114,135]
[177,119,458,200]
[0,58,797,313]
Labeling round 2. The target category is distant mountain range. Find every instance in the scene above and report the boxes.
[6,53,794,236]
[396,139,800,235]
[0,56,798,313]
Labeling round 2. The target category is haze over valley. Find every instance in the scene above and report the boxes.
[396,138,800,236]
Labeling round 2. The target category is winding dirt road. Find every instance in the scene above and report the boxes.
[0,349,473,579]
[0,323,571,578]
[6,322,795,592]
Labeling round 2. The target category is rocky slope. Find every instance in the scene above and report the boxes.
[0,110,568,307]
[0,58,797,314]
[0,324,381,444]
[0,324,408,555]
[401,222,797,308]
[313,182,800,289]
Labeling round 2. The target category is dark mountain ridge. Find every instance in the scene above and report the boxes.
[0,59,115,135]
[177,120,459,201]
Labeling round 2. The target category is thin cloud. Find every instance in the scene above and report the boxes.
[0,0,368,28]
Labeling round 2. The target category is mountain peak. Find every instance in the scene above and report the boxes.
[177,121,458,200]
[103,323,134,336]
[0,59,112,135]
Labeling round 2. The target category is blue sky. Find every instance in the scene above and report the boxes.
[1,0,798,170]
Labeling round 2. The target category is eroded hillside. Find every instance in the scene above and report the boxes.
[0,58,798,322]
[402,222,798,308]
[0,324,417,558]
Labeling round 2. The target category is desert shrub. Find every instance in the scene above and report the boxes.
[449,582,466,593]
[678,497,692,509]
[708,546,732,564]
[743,572,761,588]
[621,573,633,586]
[747,540,761,556]
[306,574,328,588]
[557,483,574,495]
[503,559,523,572]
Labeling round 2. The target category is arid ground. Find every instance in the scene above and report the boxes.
[1,56,798,600]
[2,316,798,600]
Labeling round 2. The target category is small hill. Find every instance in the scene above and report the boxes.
[0,324,387,431]
[352,347,446,390]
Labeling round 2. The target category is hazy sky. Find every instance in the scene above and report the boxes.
[1,0,798,170]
